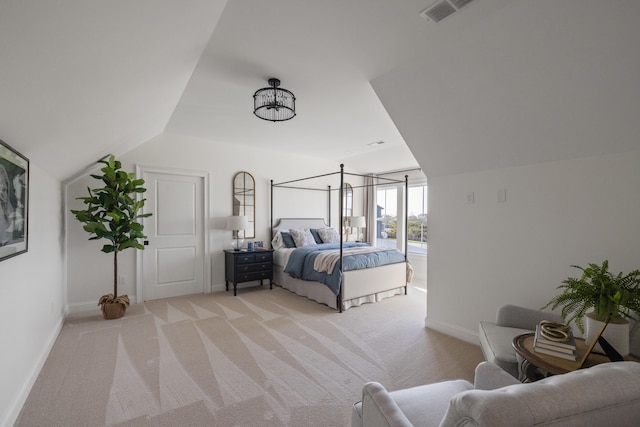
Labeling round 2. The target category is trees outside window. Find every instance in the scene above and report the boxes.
[407,186,427,253]
[376,185,427,254]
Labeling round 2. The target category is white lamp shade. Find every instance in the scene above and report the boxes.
[350,216,366,228]
[226,215,249,231]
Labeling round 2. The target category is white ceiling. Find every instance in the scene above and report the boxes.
[0,0,227,181]
[1,0,639,181]
[165,0,432,174]
[373,0,640,176]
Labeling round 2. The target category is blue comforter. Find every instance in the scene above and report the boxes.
[283,242,406,295]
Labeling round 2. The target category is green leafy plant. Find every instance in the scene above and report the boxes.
[71,155,151,316]
[542,260,640,333]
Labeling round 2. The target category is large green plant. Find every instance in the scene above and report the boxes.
[542,260,640,333]
[71,155,151,299]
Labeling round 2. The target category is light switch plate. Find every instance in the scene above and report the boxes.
[466,191,475,204]
[497,188,506,203]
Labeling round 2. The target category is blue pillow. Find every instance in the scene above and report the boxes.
[310,228,323,244]
[281,231,296,248]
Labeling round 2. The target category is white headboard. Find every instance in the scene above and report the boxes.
[272,218,330,233]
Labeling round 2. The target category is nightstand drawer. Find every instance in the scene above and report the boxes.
[238,271,271,282]
[235,254,256,264]
[254,252,272,263]
[237,262,271,273]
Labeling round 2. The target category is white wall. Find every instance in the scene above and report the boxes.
[425,150,640,346]
[66,132,345,311]
[0,165,65,427]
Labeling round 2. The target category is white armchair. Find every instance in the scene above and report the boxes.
[352,361,640,427]
[478,304,563,377]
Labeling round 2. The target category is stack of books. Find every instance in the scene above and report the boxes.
[534,322,577,361]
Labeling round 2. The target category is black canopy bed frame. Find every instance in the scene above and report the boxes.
[270,164,410,312]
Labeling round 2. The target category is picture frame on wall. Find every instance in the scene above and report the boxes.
[0,139,29,262]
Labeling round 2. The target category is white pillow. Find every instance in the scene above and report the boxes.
[271,230,285,250]
[318,227,340,243]
[289,228,317,247]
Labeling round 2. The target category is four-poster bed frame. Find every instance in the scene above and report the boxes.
[270,164,410,311]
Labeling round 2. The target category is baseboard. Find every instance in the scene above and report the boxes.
[68,285,267,314]
[425,317,480,346]
[210,282,269,293]
[1,310,66,427]
[68,295,138,315]
[211,283,226,293]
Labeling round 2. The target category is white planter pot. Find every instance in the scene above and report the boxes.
[585,312,630,356]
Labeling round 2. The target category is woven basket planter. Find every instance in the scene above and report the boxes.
[98,294,130,320]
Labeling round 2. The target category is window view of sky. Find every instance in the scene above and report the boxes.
[377,186,427,217]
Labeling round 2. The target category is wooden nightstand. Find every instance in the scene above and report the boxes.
[224,249,274,296]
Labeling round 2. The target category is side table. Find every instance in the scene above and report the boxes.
[224,249,274,296]
[512,333,638,382]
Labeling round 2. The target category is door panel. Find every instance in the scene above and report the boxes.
[142,171,205,300]
[157,247,196,284]
[157,180,196,235]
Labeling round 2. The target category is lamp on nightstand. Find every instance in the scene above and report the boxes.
[227,215,249,251]
[349,216,366,242]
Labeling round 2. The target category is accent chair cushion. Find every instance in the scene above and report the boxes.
[478,321,532,378]
[440,362,640,427]
[352,380,473,427]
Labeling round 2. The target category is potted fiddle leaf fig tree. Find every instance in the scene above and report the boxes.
[542,260,640,356]
[71,155,151,319]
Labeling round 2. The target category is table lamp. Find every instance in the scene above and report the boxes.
[227,215,249,251]
[350,216,366,242]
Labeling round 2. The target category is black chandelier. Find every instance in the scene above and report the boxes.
[253,78,296,122]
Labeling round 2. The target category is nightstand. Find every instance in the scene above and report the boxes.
[224,249,274,296]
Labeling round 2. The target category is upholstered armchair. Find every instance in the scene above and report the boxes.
[352,361,640,427]
[478,304,563,377]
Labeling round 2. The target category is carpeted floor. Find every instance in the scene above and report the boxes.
[16,284,484,426]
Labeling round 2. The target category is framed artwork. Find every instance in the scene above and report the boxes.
[0,139,29,261]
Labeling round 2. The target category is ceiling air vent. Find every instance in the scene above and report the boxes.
[420,0,476,23]
[449,0,475,9]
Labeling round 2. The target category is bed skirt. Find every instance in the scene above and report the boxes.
[273,263,407,311]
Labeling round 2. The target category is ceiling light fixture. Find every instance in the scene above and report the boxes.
[253,78,296,122]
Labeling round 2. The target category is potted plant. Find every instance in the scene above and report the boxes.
[542,260,640,356]
[71,155,151,319]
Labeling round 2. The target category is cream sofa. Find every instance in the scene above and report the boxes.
[478,304,563,377]
[352,361,640,427]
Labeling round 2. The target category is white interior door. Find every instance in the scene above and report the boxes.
[139,169,207,301]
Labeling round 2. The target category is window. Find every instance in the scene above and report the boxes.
[407,185,427,254]
[376,184,427,254]
[376,187,397,248]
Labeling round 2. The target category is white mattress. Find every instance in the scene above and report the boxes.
[273,247,294,268]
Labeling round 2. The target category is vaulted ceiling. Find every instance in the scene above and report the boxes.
[1,0,639,182]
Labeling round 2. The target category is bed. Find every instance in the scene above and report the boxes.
[271,218,410,311]
[270,165,413,311]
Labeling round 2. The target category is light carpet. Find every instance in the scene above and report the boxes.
[16,284,483,426]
